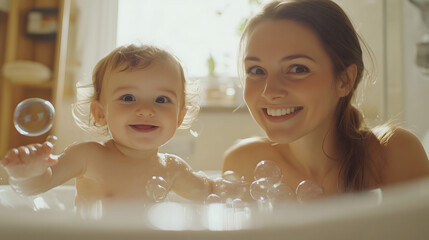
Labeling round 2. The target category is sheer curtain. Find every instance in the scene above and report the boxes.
[73,0,118,84]
[57,0,118,153]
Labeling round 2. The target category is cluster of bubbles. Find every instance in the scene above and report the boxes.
[250,160,324,203]
[204,170,247,206]
[199,160,325,204]
[250,160,295,202]
[13,98,55,137]
[137,160,325,205]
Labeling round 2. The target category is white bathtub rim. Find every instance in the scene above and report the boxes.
[0,177,428,239]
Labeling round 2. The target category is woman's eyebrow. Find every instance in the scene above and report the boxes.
[244,56,260,62]
[281,54,316,62]
[244,54,316,62]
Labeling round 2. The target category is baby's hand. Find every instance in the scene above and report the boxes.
[213,177,248,201]
[1,137,58,181]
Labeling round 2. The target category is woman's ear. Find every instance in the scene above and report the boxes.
[177,108,187,127]
[337,64,357,97]
[90,101,107,126]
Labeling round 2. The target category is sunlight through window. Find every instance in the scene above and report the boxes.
[117,0,269,78]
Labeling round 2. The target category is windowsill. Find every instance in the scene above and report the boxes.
[200,104,248,113]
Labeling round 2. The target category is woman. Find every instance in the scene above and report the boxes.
[223,0,429,199]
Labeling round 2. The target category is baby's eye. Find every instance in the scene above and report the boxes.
[290,65,309,73]
[120,94,136,102]
[247,66,265,75]
[155,96,169,103]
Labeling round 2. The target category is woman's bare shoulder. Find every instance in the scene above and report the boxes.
[223,136,273,181]
[374,127,429,185]
[225,136,272,156]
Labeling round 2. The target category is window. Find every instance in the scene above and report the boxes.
[117,0,269,78]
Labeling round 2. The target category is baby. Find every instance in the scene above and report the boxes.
[1,44,239,205]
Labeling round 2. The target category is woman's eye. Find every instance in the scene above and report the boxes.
[155,96,169,103]
[247,66,265,75]
[120,94,136,102]
[290,65,309,73]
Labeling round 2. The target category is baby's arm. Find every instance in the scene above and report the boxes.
[1,138,87,195]
[170,165,212,201]
[167,155,246,201]
[382,128,429,185]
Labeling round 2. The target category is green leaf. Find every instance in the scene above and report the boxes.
[207,54,215,76]
[249,0,261,5]
[239,18,248,34]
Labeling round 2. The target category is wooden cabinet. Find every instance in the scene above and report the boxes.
[0,0,70,157]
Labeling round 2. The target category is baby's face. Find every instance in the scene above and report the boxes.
[97,60,186,151]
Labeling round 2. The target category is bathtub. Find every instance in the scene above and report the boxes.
[1,177,429,240]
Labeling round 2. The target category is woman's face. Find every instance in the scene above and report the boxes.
[243,19,344,144]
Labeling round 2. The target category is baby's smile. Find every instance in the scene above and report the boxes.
[130,124,159,132]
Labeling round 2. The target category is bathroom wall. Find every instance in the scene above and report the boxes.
[403,0,429,154]
[337,0,386,127]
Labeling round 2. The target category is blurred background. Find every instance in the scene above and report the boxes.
[0,0,428,184]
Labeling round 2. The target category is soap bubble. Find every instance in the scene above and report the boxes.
[273,183,296,201]
[215,175,247,201]
[222,170,242,183]
[205,193,222,204]
[231,198,245,208]
[13,98,55,137]
[296,180,324,203]
[249,178,277,201]
[146,176,169,202]
[254,160,283,185]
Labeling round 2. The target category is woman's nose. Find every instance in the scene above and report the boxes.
[262,75,287,102]
[136,104,155,118]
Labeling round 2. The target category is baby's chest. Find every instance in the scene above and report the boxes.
[75,174,146,200]
[77,161,168,200]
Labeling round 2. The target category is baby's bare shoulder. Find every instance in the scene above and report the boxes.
[63,141,107,154]
[159,153,195,180]
[160,153,190,169]
[60,141,111,168]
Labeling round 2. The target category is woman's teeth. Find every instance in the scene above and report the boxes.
[266,107,300,116]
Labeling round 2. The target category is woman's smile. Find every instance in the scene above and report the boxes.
[263,107,303,122]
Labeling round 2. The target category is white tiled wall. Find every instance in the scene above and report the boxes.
[403,0,429,154]
[161,107,264,171]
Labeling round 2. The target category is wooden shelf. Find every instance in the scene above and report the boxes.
[0,0,70,157]
[6,79,54,88]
